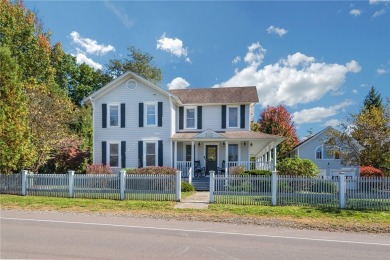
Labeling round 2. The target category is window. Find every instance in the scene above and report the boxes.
[228,106,239,128]
[185,107,196,129]
[228,144,238,161]
[109,143,119,167]
[145,142,157,166]
[185,145,192,161]
[316,145,341,160]
[315,146,322,159]
[146,103,157,126]
[109,105,119,127]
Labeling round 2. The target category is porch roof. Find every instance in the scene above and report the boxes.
[172,130,284,143]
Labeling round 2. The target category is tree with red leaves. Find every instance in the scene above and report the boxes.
[253,105,299,160]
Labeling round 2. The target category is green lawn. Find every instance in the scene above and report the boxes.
[1,194,389,233]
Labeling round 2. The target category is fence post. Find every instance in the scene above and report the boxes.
[271,171,277,206]
[188,167,192,185]
[68,170,75,198]
[120,170,126,200]
[176,171,181,202]
[209,171,215,203]
[21,170,28,196]
[339,173,346,209]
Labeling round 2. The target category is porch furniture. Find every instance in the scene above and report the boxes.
[194,160,205,178]
[217,160,226,175]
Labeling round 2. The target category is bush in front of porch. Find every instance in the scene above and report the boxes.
[277,157,319,176]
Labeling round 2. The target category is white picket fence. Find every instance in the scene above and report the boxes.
[1,170,182,201]
[210,172,390,210]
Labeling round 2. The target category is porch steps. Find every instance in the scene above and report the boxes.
[191,177,210,191]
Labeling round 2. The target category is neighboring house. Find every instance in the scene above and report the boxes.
[288,126,362,178]
[82,71,285,176]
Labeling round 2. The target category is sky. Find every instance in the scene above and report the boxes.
[25,0,390,139]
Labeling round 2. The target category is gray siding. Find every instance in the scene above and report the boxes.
[297,131,358,176]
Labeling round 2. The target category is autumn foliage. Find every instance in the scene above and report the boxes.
[360,166,384,177]
[253,105,299,159]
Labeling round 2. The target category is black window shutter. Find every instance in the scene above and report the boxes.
[121,141,126,168]
[102,141,107,165]
[221,105,226,129]
[197,106,202,129]
[179,107,184,130]
[121,103,125,128]
[158,140,163,166]
[102,104,107,128]
[240,105,245,129]
[158,102,163,127]
[138,141,143,168]
[139,103,144,127]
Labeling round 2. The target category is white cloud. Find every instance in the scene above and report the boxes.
[70,31,115,55]
[369,0,390,5]
[167,77,190,89]
[373,9,387,17]
[292,100,354,125]
[352,89,358,94]
[74,52,103,70]
[232,56,241,64]
[377,68,389,74]
[324,119,342,128]
[266,25,288,37]
[349,9,362,16]
[104,1,135,29]
[244,42,266,67]
[157,33,191,63]
[214,43,361,107]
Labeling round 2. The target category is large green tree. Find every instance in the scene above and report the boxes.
[107,46,162,84]
[252,105,299,160]
[363,86,382,111]
[1,0,76,172]
[0,46,35,173]
[333,88,390,175]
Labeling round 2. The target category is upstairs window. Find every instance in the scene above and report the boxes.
[228,106,239,128]
[185,107,196,129]
[109,105,119,127]
[146,103,157,126]
[316,145,341,160]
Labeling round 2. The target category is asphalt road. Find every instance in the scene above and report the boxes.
[1,210,389,260]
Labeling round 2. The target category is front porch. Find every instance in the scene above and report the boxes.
[172,129,284,189]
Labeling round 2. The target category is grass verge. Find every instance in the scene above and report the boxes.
[1,194,389,234]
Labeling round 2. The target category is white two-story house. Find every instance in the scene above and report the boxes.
[82,71,284,177]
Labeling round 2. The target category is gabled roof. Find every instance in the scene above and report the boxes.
[169,86,259,105]
[291,126,363,151]
[81,71,181,105]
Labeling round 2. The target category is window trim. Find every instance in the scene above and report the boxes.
[227,105,240,128]
[108,104,120,127]
[144,102,157,127]
[315,144,341,160]
[184,106,197,129]
[144,141,158,167]
[108,142,120,168]
[228,144,239,162]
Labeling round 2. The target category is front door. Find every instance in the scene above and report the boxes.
[206,145,218,174]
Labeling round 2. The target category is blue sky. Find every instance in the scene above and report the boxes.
[26,0,390,139]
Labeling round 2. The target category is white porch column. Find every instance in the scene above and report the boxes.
[191,141,194,179]
[225,140,228,175]
[174,141,177,169]
[273,146,277,171]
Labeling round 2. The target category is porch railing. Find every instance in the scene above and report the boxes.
[177,161,191,178]
[227,161,275,171]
